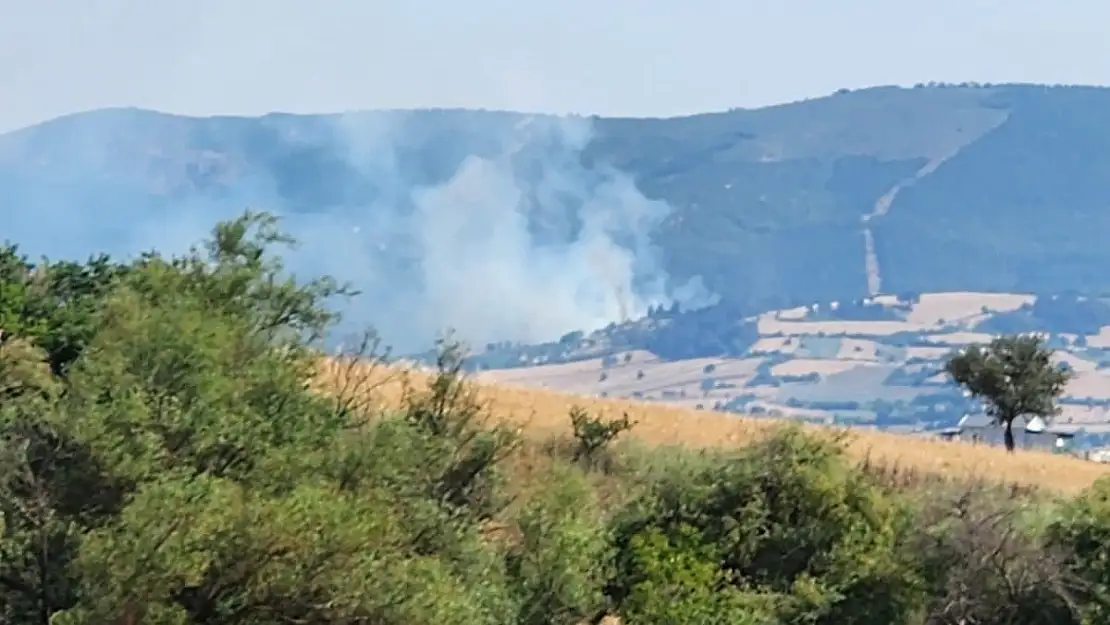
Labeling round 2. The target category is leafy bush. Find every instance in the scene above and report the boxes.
[5,212,1110,624]
[618,524,774,625]
[1046,477,1110,623]
[608,428,925,625]
[507,463,611,625]
[569,406,635,466]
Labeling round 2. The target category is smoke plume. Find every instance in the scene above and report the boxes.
[0,108,716,353]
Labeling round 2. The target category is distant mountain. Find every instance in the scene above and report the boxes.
[4,83,1110,351]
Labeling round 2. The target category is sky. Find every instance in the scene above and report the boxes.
[2,0,1110,132]
[2,0,1108,132]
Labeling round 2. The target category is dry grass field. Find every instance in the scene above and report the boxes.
[318,358,1110,495]
[466,290,1110,432]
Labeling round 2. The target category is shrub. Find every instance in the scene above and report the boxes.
[899,482,1084,625]
[618,525,774,625]
[569,406,635,466]
[609,427,925,625]
[507,463,612,625]
[1046,477,1110,622]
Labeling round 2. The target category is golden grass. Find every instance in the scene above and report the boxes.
[317,359,1110,495]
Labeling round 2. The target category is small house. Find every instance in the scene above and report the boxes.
[948,413,1079,452]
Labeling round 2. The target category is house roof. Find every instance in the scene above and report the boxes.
[956,413,1079,436]
[958,413,993,428]
[1025,416,1048,433]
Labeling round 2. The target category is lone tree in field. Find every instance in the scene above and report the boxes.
[945,334,1071,452]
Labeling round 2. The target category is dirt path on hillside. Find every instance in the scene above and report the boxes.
[861,150,961,296]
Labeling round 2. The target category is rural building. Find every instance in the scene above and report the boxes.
[939,413,1079,452]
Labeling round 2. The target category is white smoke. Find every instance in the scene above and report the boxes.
[283,111,716,351]
[0,108,717,353]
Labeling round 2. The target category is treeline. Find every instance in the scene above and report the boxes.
[3,213,1110,624]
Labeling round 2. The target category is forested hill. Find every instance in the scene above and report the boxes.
[4,83,1110,349]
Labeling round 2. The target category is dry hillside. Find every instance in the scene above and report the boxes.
[318,358,1110,495]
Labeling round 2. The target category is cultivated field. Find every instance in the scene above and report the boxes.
[474,291,1110,439]
[318,359,1110,495]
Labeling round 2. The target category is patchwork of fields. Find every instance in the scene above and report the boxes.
[478,292,1110,441]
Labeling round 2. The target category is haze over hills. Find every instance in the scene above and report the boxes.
[4,82,1110,355]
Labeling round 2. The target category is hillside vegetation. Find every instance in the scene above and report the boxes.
[7,83,1110,346]
[6,214,1110,624]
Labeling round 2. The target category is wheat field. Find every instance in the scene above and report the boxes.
[318,359,1110,495]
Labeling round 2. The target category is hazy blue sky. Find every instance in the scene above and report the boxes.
[2,0,1108,132]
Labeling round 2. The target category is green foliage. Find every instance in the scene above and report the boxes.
[7,212,1110,624]
[507,463,611,625]
[1046,477,1110,623]
[0,211,523,625]
[609,428,925,625]
[64,474,516,625]
[618,524,774,625]
[945,334,1071,451]
[0,245,131,377]
[569,406,635,465]
[0,338,56,400]
[399,339,520,523]
[0,407,90,624]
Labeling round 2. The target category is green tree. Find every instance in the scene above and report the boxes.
[617,524,774,625]
[16,207,1110,624]
[0,317,126,625]
[0,211,434,625]
[945,334,1071,452]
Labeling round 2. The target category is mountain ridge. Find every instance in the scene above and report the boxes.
[5,82,1110,352]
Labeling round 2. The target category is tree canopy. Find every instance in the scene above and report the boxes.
[1,212,1109,624]
[945,334,1071,451]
